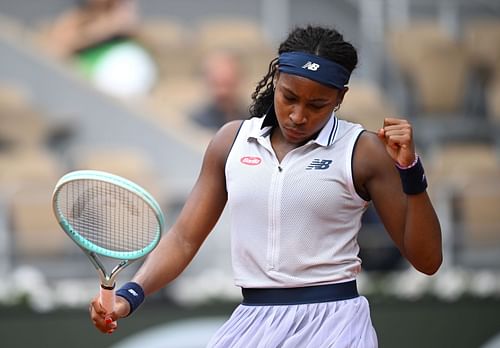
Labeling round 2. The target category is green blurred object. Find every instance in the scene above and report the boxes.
[74,38,127,80]
[73,37,157,97]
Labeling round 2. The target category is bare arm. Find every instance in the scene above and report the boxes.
[43,0,137,58]
[73,1,138,50]
[90,120,242,332]
[131,126,240,293]
[354,118,442,275]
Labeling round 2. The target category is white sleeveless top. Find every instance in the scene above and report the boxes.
[225,113,368,288]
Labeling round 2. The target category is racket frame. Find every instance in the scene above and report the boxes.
[52,170,165,312]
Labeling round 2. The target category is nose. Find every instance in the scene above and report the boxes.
[289,107,307,125]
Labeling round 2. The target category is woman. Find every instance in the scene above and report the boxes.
[90,25,442,347]
[42,0,157,97]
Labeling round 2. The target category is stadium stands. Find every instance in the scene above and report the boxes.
[0,0,499,284]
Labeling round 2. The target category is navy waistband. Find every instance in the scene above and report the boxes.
[241,280,359,306]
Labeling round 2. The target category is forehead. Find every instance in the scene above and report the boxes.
[277,72,340,100]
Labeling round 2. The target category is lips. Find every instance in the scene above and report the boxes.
[283,126,305,140]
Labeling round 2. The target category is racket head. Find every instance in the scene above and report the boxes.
[52,170,164,260]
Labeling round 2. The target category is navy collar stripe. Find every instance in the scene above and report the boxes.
[327,116,337,146]
[331,117,339,146]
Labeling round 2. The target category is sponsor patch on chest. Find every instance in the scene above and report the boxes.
[240,156,262,166]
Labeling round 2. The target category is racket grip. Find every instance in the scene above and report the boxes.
[100,284,116,313]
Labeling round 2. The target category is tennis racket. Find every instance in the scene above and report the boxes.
[52,170,164,313]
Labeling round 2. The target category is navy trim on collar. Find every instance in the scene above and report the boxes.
[256,104,339,146]
[261,104,277,129]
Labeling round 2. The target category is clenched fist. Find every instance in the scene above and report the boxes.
[377,118,416,167]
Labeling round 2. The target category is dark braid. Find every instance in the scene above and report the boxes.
[249,25,358,118]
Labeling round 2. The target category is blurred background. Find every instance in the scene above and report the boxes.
[0,0,499,347]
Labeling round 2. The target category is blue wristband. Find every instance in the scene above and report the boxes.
[116,282,145,316]
[396,157,428,195]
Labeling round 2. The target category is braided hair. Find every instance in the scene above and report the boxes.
[249,25,358,118]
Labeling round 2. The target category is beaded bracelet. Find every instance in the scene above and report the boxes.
[116,282,145,316]
[396,155,428,195]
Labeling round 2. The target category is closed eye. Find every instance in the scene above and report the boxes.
[283,93,296,102]
[308,103,329,110]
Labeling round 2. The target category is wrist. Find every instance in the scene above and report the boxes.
[115,294,132,317]
[395,154,419,170]
[396,155,428,195]
[115,282,145,316]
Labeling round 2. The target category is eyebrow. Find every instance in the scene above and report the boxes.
[281,85,331,103]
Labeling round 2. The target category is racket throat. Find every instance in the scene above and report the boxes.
[89,252,130,288]
[95,266,116,289]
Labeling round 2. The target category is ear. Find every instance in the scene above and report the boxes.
[336,86,349,105]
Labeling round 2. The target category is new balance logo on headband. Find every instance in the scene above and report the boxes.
[279,52,350,89]
[302,61,320,71]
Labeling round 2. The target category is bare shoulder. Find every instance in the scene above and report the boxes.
[205,120,244,164]
[354,130,390,165]
[212,120,244,151]
[215,120,244,141]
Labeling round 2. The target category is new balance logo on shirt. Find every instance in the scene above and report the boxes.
[302,61,320,71]
[306,159,332,170]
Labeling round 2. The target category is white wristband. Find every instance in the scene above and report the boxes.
[395,154,419,170]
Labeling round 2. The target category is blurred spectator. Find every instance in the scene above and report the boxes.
[190,50,248,130]
[41,0,157,98]
[42,0,138,59]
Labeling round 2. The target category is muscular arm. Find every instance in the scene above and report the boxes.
[354,120,442,275]
[132,121,242,293]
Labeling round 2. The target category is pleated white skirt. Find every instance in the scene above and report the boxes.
[207,296,378,348]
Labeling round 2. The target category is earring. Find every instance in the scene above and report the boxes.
[333,104,340,112]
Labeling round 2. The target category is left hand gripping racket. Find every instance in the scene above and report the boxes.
[52,170,164,313]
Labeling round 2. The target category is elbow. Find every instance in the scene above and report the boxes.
[419,264,441,276]
[405,244,443,275]
[416,253,443,276]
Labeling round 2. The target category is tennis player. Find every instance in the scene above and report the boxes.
[89,25,442,347]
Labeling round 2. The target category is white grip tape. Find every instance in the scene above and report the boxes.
[100,286,116,313]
